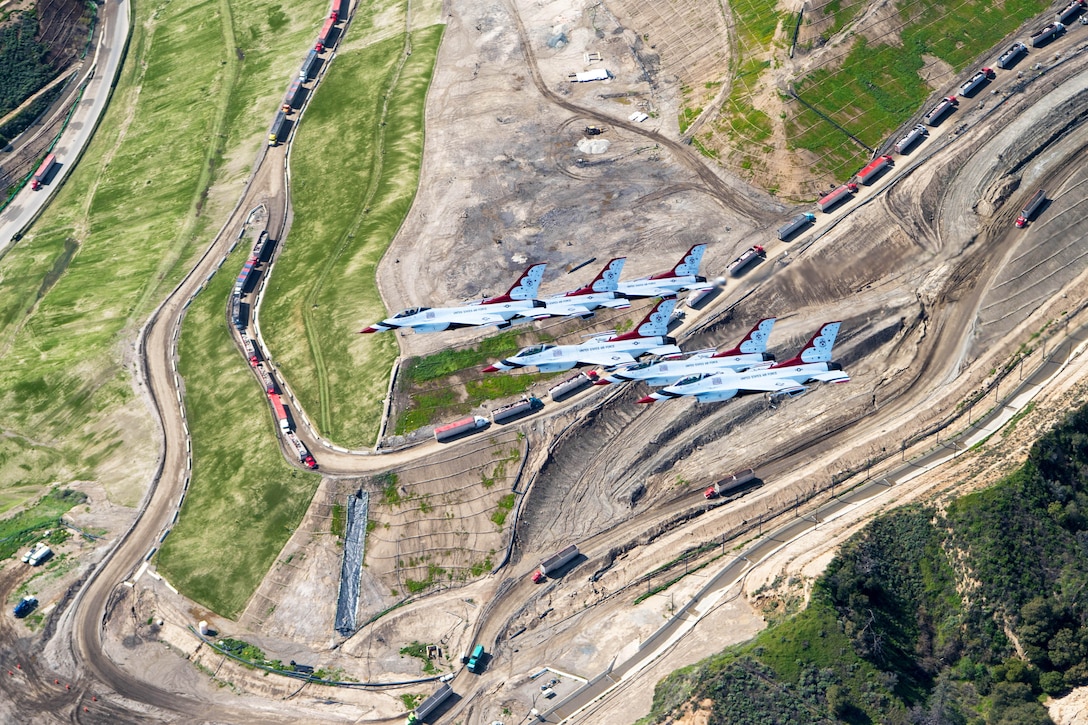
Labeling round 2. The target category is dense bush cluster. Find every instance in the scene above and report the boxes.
[643,405,1088,724]
[0,14,55,119]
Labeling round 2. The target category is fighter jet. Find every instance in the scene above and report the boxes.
[615,244,713,299]
[637,321,848,403]
[594,317,777,386]
[359,264,547,333]
[512,258,631,322]
[481,298,681,373]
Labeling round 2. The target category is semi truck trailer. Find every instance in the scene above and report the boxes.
[548,370,598,401]
[466,644,485,673]
[1058,0,1085,24]
[704,468,758,499]
[997,42,1028,69]
[299,49,319,82]
[726,246,765,277]
[268,111,288,146]
[1016,189,1046,228]
[282,78,303,113]
[491,397,543,424]
[1030,22,1064,47]
[777,213,815,241]
[316,17,335,51]
[532,544,579,582]
[407,683,453,724]
[269,393,291,432]
[959,68,995,97]
[31,153,57,190]
[286,432,318,469]
[924,96,958,126]
[817,183,858,213]
[894,124,928,154]
[855,155,893,185]
[433,415,489,443]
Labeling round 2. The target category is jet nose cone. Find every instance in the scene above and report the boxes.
[636,395,656,404]
[359,326,378,334]
[481,364,500,373]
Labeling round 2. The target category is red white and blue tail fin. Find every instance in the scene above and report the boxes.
[772,321,841,367]
[484,263,547,303]
[713,317,776,357]
[566,258,625,296]
[649,244,706,280]
[610,298,677,340]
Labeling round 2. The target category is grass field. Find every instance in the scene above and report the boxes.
[0,0,329,527]
[790,0,1049,179]
[156,243,319,618]
[260,24,444,448]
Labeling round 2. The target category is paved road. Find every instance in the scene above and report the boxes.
[0,0,131,255]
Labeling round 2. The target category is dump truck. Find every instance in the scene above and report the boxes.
[1030,22,1064,47]
[1016,189,1046,228]
[959,68,995,97]
[31,153,57,190]
[777,213,815,241]
[548,370,598,401]
[532,544,579,582]
[434,415,489,443]
[997,42,1028,69]
[491,396,543,424]
[894,124,928,154]
[817,183,858,213]
[726,246,765,277]
[1059,0,1086,23]
[855,155,893,186]
[924,96,958,126]
[407,683,453,724]
[704,468,758,499]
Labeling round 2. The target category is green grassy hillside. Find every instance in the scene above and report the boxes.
[644,403,1088,724]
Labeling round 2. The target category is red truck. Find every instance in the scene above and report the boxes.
[532,545,579,583]
[31,153,57,190]
[855,155,893,186]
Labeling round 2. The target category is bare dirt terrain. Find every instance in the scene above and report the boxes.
[6,1,1088,724]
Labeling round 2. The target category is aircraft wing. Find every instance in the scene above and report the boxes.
[443,310,516,328]
[577,351,640,367]
[732,372,848,393]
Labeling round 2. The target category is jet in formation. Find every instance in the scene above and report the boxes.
[360,245,714,334]
[359,264,547,333]
[615,244,713,299]
[637,321,849,403]
[595,317,777,386]
[512,257,630,322]
[482,298,681,373]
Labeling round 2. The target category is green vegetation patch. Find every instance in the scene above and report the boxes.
[0,488,86,561]
[399,641,438,674]
[644,402,1088,723]
[157,243,319,619]
[393,330,555,434]
[260,24,444,448]
[0,0,327,516]
[789,0,1048,179]
[731,0,785,49]
[0,13,57,117]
